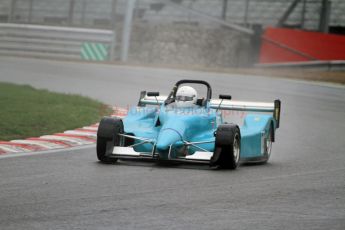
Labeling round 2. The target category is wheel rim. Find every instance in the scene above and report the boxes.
[266,131,272,158]
[233,134,240,163]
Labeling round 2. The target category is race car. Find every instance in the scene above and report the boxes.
[96,79,281,169]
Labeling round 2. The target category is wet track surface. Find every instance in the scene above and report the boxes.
[1,57,345,229]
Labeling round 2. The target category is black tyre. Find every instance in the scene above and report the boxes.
[211,124,241,169]
[96,117,124,163]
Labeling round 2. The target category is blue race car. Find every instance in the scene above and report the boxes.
[96,79,281,169]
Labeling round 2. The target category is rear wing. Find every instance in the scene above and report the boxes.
[138,91,281,128]
[210,99,281,128]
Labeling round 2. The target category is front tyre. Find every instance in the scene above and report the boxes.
[96,117,124,163]
[211,124,241,169]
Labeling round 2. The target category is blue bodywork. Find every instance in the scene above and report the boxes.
[123,103,277,161]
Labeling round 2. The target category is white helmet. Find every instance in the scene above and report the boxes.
[176,86,197,108]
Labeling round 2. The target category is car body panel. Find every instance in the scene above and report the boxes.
[240,114,275,159]
[123,104,276,162]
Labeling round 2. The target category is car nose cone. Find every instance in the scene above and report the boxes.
[156,129,182,151]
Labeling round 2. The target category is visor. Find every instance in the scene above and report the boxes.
[176,95,195,101]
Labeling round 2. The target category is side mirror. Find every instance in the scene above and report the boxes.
[147,92,160,97]
[219,94,231,100]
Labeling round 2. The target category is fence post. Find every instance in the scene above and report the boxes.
[300,0,306,29]
[277,0,301,27]
[68,0,75,26]
[81,0,87,26]
[121,0,137,62]
[221,0,228,20]
[244,0,250,26]
[8,0,17,22]
[28,0,33,23]
[109,0,118,61]
[319,0,331,33]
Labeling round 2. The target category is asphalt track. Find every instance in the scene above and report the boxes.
[0,57,345,230]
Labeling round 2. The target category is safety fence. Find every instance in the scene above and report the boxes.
[1,0,344,31]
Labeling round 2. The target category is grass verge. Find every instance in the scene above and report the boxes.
[0,82,112,141]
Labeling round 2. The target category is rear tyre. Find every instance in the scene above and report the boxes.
[211,124,241,169]
[96,117,124,163]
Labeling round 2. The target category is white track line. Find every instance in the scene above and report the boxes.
[0,144,95,159]
[0,145,27,153]
[40,135,91,145]
[10,140,64,149]
[64,130,97,137]
[82,126,98,131]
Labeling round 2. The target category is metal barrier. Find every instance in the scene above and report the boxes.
[255,60,345,71]
[0,23,115,61]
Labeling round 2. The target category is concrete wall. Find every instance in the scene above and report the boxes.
[124,23,253,68]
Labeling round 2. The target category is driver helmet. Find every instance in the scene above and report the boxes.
[176,86,197,108]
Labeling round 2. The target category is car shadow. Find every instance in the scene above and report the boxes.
[96,159,245,171]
